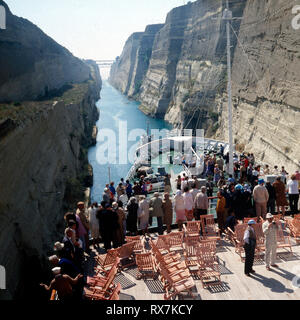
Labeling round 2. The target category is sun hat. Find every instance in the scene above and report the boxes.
[112,202,118,210]
[266,213,274,219]
[52,267,61,275]
[248,220,256,225]
[54,242,64,251]
[235,184,243,191]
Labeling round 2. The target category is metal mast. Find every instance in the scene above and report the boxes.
[223,0,234,176]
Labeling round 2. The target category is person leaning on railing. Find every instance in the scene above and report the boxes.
[40,267,83,301]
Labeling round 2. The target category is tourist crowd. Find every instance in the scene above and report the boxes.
[40,150,300,300]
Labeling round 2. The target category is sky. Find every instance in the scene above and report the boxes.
[5,0,190,62]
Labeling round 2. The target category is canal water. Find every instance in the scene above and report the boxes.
[88,80,172,203]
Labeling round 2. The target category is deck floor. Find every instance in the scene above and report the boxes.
[85,229,300,301]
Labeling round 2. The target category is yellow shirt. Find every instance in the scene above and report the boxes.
[216,197,226,213]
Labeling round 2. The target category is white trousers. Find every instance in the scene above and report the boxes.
[265,243,277,267]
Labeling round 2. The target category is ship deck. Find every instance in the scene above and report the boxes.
[85,227,300,301]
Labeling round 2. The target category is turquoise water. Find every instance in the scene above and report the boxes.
[88,81,172,203]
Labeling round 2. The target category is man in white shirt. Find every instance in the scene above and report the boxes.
[243,220,257,276]
[262,213,278,271]
[287,174,300,215]
[190,183,200,202]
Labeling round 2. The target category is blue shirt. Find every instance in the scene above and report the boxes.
[109,186,116,195]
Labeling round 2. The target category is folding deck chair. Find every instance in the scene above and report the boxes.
[287,219,300,244]
[84,263,120,300]
[159,265,196,300]
[165,231,184,253]
[155,235,170,255]
[275,221,293,255]
[125,236,145,254]
[94,248,119,275]
[88,257,120,287]
[201,215,221,244]
[183,221,201,237]
[135,252,158,280]
[117,242,136,270]
[195,245,222,289]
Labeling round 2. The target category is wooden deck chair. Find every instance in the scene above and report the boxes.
[224,227,236,245]
[159,266,196,300]
[88,257,120,287]
[287,219,300,244]
[135,252,158,280]
[233,223,248,261]
[125,236,145,254]
[84,282,121,301]
[108,283,121,300]
[151,240,181,267]
[84,264,119,300]
[201,215,221,244]
[89,262,118,291]
[94,248,119,275]
[195,246,222,289]
[185,234,201,245]
[165,231,184,253]
[252,223,265,256]
[275,221,293,255]
[117,242,136,270]
[149,240,177,261]
[155,235,170,255]
[184,236,201,275]
[199,239,217,257]
[183,221,201,237]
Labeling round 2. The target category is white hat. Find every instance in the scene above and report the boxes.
[112,202,118,210]
[266,213,274,219]
[54,242,64,251]
[52,267,61,275]
[248,220,256,225]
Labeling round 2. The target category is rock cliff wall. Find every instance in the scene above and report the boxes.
[0,2,102,299]
[215,0,300,173]
[0,0,91,103]
[0,64,101,300]
[110,0,300,173]
[109,24,164,97]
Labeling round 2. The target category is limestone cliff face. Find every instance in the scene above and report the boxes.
[110,0,300,173]
[0,2,102,299]
[127,24,164,98]
[0,0,91,102]
[215,0,300,172]
[0,66,101,299]
[109,32,144,94]
[109,24,164,97]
